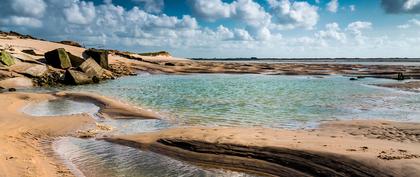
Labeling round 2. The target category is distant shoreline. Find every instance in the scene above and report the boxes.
[190,58,420,62]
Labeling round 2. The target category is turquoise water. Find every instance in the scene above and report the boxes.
[24,74,420,177]
[59,74,420,128]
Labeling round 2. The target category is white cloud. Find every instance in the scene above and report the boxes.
[327,0,339,13]
[346,21,372,45]
[268,0,319,30]
[11,0,47,18]
[398,18,420,28]
[132,0,164,13]
[192,0,270,27]
[63,1,96,25]
[316,22,346,44]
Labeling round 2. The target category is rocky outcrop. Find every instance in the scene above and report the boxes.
[79,58,104,79]
[0,50,15,66]
[83,49,109,69]
[11,63,48,78]
[67,52,85,67]
[44,48,72,69]
[64,69,92,85]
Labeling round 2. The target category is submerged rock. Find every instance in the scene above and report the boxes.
[0,50,15,66]
[44,48,72,69]
[83,49,109,69]
[64,69,92,85]
[79,58,104,79]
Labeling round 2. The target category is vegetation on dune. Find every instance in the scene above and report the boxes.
[138,51,171,57]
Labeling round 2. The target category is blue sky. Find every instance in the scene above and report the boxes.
[1,0,420,58]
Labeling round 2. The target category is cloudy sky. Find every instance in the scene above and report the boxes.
[0,0,420,58]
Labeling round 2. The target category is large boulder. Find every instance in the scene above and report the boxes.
[0,50,15,66]
[64,69,92,85]
[44,48,72,69]
[80,58,104,79]
[83,49,108,69]
[67,52,85,67]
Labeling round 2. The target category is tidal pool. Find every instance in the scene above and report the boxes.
[25,74,420,177]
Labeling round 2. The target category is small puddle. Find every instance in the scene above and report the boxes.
[22,99,100,117]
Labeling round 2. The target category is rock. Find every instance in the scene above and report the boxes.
[0,50,15,66]
[44,48,72,69]
[397,73,405,80]
[8,88,16,92]
[32,70,64,87]
[164,62,175,66]
[79,58,104,79]
[64,69,92,85]
[0,77,34,88]
[83,49,109,69]
[67,52,85,67]
[59,40,82,47]
[21,49,43,56]
[11,63,48,77]
[349,78,358,81]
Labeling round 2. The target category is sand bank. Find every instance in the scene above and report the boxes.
[55,91,161,119]
[376,81,420,92]
[104,120,420,177]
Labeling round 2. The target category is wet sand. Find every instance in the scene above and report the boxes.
[0,91,160,177]
[104,120,420,176]
[376,81,420,92]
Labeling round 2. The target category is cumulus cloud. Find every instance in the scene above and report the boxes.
[268,0,319,30]
[381,0,420,13]
[132,0,164,13]
[398,18,420,28]
[63,1,96,25]
[316,22,346,44]
[192,0,270,27]
[346,21,372,45]
[327,0,339,13]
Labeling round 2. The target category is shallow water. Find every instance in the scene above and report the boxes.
[61,74,420,128]
[25,74,420,177]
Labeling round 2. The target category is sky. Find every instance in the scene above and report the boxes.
[0,0,420,58]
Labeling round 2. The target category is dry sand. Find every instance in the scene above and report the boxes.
[104,120,420,177]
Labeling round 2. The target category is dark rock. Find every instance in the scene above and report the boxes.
[79,58,104,79]
[0,50,15,66]
[8,88,16,92]
[64,69,92,85]
[44,48,72,69]
[21,49,43,56]
[164,62,175,66]
[83,49,108,69]
[67,52,85,67]
[349,78,358,81]
[59,41,82,47]
[32,70,64,87]
[397,73,405,80]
